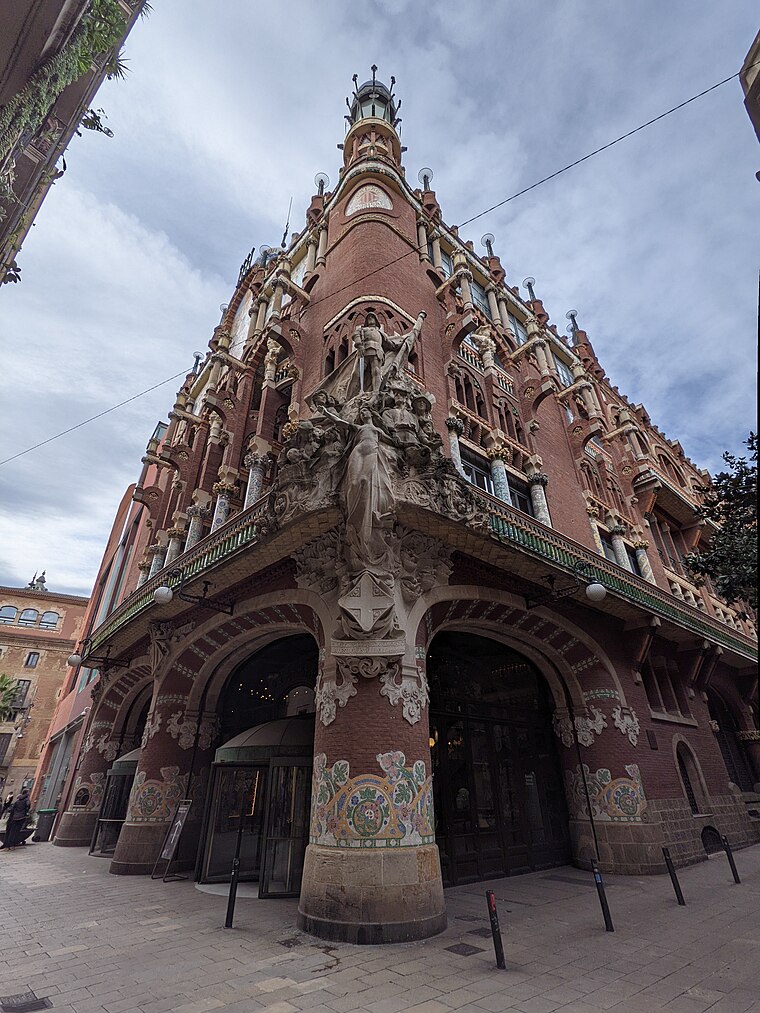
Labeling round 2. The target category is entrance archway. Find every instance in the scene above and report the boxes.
[428,631,570,885]
[199,634,318,895]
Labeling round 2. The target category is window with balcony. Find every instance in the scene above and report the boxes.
[471,279,492,319]
[508,313,528,346]
[508,475,534,516]
[460,450,493,495]
[0,606,17,624]
[17,609,39,627]
[553,356,574,387]
[12,680,32,709]
[39,611,60,630]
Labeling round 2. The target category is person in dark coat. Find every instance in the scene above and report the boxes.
[1,787,31,850]
[2,792,13,816]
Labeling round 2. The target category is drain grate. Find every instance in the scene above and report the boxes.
[0,993,52,1013]
[445,943,485,956]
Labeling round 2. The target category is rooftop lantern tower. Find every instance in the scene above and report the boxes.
[342,65,404,170]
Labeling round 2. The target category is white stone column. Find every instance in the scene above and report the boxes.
[610,524,632,570]
[305,232,318,274]
[445,417,466,477]
[416,219,430,262]
[633,539,656,583]
[528,473,552,526]
[497,295,511,331]
[184,504,208,550]
[147,541,167,579]
[430,229,443,272]
[316,223,328,267]
[488,449,513,506]
[210,482,235,533]
[486,284,500,323]
[533,339,552,378]
[244,452,267,508]
[458,270,474,310]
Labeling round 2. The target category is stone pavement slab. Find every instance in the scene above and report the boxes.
[1,843,759,1012]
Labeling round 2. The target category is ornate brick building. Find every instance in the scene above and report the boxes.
[44,73,758,943]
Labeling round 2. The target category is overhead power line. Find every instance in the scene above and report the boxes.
[0,368,191,467]
[2,61,753,469]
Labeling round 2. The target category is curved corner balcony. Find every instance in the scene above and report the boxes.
[88,486,757,668]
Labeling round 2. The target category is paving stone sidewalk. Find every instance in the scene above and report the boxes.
[1,842,759,1013]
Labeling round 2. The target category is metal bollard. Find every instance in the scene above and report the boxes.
[721,835,741,884]
[485,890,506,970]
[662,847,686,905]
[591,860,614,932]
[224,815,246,928]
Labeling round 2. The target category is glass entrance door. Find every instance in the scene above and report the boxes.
[202,766,267,883]
[260,762,311,898]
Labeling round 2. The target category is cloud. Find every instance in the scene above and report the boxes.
[0,0,757,595]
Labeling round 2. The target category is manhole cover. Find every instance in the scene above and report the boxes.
[467,927,494,938]
[445,943,485,956]
[0,993,52,1012]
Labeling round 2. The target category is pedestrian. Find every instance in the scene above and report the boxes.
[2,792,13,816]
[0,787,31,850]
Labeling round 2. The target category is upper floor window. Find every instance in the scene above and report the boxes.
[554,356,574,388]
[440,249,453,278]
[508,475,535,516]
[508,313,528,346]
[24,653,39,669]
[0,606,17,624]
[39,611,60,630]
[471,279,491,319]
[598,531,617,564]
[13,679,31,706]
[461,451,493,495]
[18,609,39,627]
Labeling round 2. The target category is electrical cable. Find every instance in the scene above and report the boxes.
[0,368,191,467]
[2,62,753,469]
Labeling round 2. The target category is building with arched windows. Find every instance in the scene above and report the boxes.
[0,576,88,795]
[37,72,758,943]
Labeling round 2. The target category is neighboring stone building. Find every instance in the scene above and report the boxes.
[0,575,88,795]
[48,73,758,943]
[0,0,146,284]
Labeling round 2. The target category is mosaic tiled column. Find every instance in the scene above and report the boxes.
[110,685,194,875]
[147,541,167,579]
[528,472,552,526]
[164,526,185,567]
[633,539,656,583]
[243,452,266,508]
[184,504,207,550]
[445,416,465,477]
[54,693,123,847]
[610,525,632,570]
[487,447,513,506]
[210,482,235,533]
[135,560,152,588]
[298,647,446,944]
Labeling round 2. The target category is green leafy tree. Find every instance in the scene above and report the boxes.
[684,433,757,616]
[0,674,19,723]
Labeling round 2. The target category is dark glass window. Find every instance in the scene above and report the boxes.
[508,476,534,516]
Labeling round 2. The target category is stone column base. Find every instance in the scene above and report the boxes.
[53,810,97,848]
[109,821,168,875]
[297,843,446,944]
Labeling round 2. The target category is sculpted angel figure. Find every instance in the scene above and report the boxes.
[322,403,396,569]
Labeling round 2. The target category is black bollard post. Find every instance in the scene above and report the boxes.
[485,890,506,970]
[721,835,741,884]
[224,812,246,928]
[591,860,614,932]
[662,847,686,905]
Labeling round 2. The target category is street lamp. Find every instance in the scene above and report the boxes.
[153,567,234,615]
[525,561,607,610]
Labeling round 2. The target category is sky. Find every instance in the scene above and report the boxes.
[0,1,758,597]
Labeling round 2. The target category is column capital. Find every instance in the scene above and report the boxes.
[244,451,266,470]
[137,560,152,573]
[486,444,511,463]
[610,524,627,537]
[528,472,549,487]
[633,539,649,550]
[445,416,464,435]
[212,481,236,498]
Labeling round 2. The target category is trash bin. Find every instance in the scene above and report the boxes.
[32,808,58,842]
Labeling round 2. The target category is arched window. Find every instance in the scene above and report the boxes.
[39,611,60,630]
[675,742,707,815]
[0,606,17,625]
[325,349,335,376]
[18,609,39,627]
[338,337,349,363]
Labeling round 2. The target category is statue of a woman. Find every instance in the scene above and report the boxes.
[323,404,396,570]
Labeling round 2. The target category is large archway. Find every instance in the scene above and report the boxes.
[427,631,570,885]
[199,633,318,894]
